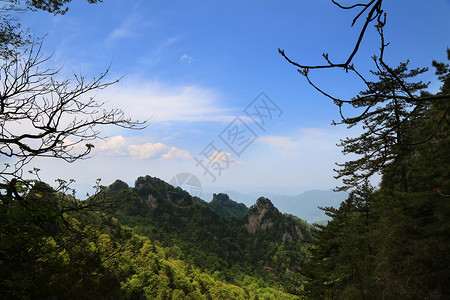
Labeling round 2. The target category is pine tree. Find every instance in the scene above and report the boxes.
[305,52,450,299]
[303,184,376,299]
[334,61,429,191]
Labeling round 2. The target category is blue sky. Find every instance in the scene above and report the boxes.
[16,0,450,198]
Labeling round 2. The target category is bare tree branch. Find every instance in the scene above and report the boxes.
[0,40,148,186]
[279,0,449,148]
[279,0,383,71]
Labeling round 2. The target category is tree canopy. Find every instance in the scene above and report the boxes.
[285,1,450,297]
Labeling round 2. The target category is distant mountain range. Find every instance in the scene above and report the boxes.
[73,181,347,223]
[201,189,348,223]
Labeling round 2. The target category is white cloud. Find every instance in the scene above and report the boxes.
[91,136,191,160]
[102,79,236,123]
[205,149,243,165]
[129,142,191,160]
[254,127,344,158]
[106,15,141,43]
[300,128,326,138]
[257,135,300,149]
[136,35,185,67]
[95,136,129,156]
[161,36,181,48]
[162,148,191,159]
[108,27,129,42]
[180,54,195,63]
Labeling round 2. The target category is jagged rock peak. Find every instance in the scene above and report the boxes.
[246,197,279,233]
[250,197,278,213]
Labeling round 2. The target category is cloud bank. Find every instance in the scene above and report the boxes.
[93,136,191,160]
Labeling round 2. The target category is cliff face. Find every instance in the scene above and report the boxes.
[145,194,159,210]
[245,197,280,233]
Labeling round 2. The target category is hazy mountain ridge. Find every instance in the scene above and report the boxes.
[202,189,348,223]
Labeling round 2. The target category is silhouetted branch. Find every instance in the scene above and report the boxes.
[279,0,383,71]
[0,40,148,183]
[279,0,449,153]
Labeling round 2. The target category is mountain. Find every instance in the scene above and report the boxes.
[2,174,314,298]
[205,193,248,219]
[269,189,348,223]
[202,189,348,223]
[245,197,311,243]
[3,180,309,299]
[107,175,312,296]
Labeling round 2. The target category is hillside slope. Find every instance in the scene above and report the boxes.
[108,175,313,296]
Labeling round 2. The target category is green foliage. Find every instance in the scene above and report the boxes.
[335,61,429,191]
[23,0,101,15]
[0,182,124,299]
[432,48,450,94]
[0,177,311,299]
[110,176,312,297]
[303,184,376,299]
[206,193,248,219]
[303,53,450,299]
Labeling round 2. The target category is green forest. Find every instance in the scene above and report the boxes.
[1,0,449,299]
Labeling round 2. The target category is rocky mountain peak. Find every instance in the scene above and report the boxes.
[253,197,276,211]
[245,197,280,233]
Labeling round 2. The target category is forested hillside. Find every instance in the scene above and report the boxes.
[110,175,312,296]
[1,177,313,299]
[205,193,249,219]
[300,52,450,299]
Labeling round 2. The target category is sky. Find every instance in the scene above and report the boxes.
[10,0,450,199]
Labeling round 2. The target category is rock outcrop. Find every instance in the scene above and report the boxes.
[245,197,280,233]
